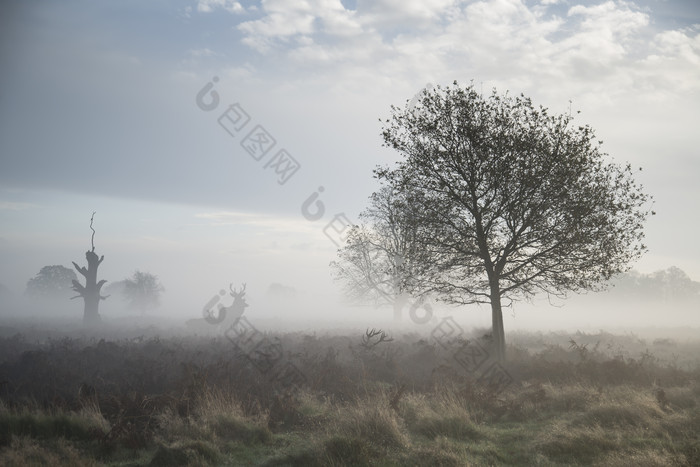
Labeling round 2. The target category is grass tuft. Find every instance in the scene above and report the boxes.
[149,440,222,466]
[336,399,409,449]
[410,416,481,441]
[212,414,272,444]
[0,411,104,447]
[322,436,377,465]
[537,425,619,464]
[0,436,97,467]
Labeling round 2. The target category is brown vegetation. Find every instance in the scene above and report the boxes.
[0,323,698,465]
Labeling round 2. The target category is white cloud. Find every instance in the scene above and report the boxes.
[641,28,700,93]
[356,0,458,26]
[197,0,244,14]
[236,0,359,53]
[189,48,217,57]
[231,0,700,111]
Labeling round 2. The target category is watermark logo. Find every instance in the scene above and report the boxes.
[447,329,513,395]
[476,362,513,394]
[202,283,248,325]
[241,125,277,161]
[202,288,228,324]
[431,316,464,348]
[218,103,250,136]
[323,213,354,248]
[454,340,490,373]
[264,149,302,185]
[408,296,433,324]
[301,187,326,221]
[196,76,220,111]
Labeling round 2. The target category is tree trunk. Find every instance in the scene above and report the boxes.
[490,283,506,364]
[393,293,408,322]
[72,249,107,325]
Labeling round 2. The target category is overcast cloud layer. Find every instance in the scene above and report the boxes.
[1,0,699,327]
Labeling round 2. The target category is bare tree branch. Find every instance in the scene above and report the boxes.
[90,211,96,252]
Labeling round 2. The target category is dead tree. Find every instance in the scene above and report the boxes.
[71,212,108,324]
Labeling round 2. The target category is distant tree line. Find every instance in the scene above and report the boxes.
[23,267,164,315]
[607,266,700,302]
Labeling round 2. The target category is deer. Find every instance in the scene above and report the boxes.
[186,283,249,333]
[361,328,394,349]
[218,283,248,330]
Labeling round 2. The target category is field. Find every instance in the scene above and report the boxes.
[0,319,699,466]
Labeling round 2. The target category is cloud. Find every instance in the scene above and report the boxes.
[356,0,458,26]
[189,48,217,57]
[0,202,37,211]
[237,1,324,53]
[232,0,700,108]
[195,211,319,234]
[641,27,700,93]
[197,0,245,14]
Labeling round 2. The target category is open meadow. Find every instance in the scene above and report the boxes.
[0,319,698,466]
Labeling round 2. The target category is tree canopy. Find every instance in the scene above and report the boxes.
[375,81,653,361]
[112,271,165,314]
[25,265,77,299]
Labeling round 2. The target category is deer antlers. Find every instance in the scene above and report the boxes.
[361,328,394,349]
[229,283,247,298]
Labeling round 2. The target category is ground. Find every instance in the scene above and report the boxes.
[0,318,698,466]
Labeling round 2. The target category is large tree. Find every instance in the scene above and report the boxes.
[330,186,425,321]
[377,82,653,362]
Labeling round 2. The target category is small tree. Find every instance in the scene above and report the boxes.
[71,212,108,325]
[119,271,165,314]
[331,186,425,321]
[378,82,653,362]
[26,265,77,299]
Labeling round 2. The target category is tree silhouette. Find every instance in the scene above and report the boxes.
[377,82,653,362]
[25,265,77,299]
[117,270,165,314]
[331,185,425,321]
[608,267,700,302]
[71,212,108,324]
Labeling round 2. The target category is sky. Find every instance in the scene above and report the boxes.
[0,0,699,329]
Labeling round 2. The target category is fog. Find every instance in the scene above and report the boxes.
[2,262,699,341]
[2,0,700,337]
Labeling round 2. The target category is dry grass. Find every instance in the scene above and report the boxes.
[331,393,410,450]
[593,449,682,467]
[0,436,97,467]
[0,327,699,465]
